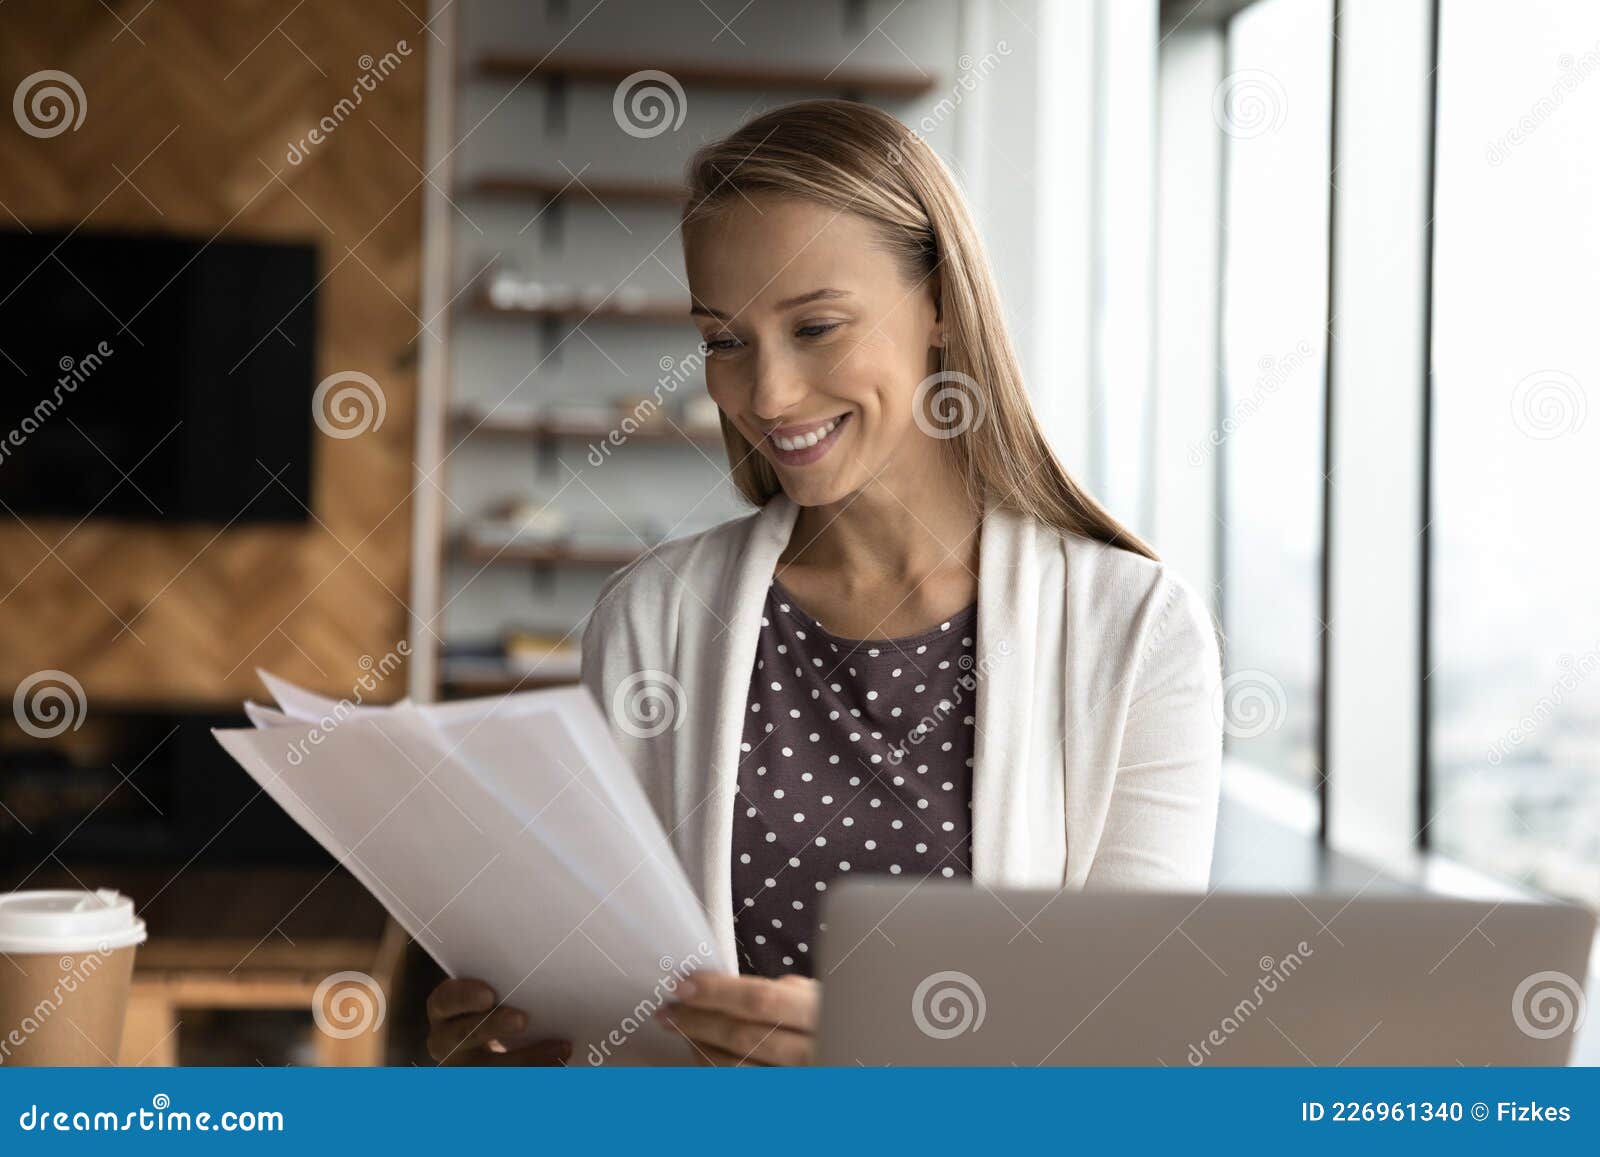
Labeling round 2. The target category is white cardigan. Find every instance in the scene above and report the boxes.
[579,494,1224,967]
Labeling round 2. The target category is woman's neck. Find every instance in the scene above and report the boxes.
[782,462,981,587]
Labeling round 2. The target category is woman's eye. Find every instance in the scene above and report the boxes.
[796,322,840,339]
[700,335,741,356]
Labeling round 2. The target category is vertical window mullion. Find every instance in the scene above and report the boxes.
[1322,0,1435,869]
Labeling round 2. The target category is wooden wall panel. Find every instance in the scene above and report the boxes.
[0,0,424,706]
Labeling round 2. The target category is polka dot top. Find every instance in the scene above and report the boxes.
[731,577,979,978]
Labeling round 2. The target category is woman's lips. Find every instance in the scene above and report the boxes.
[764,413,849,467]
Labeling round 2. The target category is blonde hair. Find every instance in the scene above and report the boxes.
[680,99,1156,561]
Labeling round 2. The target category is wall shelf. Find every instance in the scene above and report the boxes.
[440,661,579,697]
[450,535,644,568]
[476,53,938,99]
[469,290,690,324]
[465,174,688,205]
[449,409,722,445]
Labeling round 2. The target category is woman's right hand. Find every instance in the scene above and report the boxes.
[424,977,571,1065]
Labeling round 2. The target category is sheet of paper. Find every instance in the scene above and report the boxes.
[414,689,710,941]
[243,701,290,729]
[255,668,407,726]
[214,675,723,1065]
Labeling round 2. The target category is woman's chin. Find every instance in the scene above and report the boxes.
[775,468,859,508]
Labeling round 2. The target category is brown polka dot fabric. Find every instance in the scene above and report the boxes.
[731,578,978,977]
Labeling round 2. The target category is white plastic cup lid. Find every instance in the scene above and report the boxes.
[0,889,148,954]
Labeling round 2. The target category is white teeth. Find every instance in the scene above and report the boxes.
[773,416,841,452]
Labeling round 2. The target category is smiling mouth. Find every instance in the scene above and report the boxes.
[768,414,845,451]
[763,413,850,465]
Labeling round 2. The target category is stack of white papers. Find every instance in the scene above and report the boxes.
[213,672,723,1066]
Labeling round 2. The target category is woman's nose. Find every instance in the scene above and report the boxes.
[749,347,810,421]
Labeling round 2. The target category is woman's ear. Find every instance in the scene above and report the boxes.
[928,273,945,346]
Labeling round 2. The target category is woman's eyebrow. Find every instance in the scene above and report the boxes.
[690,287,852,320]
[775,287,851,309]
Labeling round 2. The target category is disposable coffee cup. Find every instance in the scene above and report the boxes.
[0,889,148,1066]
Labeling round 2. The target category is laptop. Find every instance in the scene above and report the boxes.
[815,881,1596,1066]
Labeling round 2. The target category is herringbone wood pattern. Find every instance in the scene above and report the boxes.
[0,0,426,706]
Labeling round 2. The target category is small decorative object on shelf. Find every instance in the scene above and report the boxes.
[487,268,575,312]
[613,285,651,313]
[472,285,688,321]
[438,636,580,697]
[453,496,735,568]
[612,394,670,431]
[681,396,723,433]
[562,515,655,553]
[576,283,611,309]
[542,400,618,428]
[453,537,642,567]
[450,400,541,433]
[438,662,578,697]
[503,628,582,679]
[467,495,572,550]
[448,397,724,445]
[482,264,678,315]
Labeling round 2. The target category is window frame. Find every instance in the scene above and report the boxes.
[1156,0,1442,873]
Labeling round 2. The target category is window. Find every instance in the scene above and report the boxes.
[1428,0,1600,906]
[1215,0,1332,797]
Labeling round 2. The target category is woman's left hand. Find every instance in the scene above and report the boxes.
[654,972,818,1066]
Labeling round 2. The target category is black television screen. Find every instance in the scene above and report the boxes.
[0,229,317,523]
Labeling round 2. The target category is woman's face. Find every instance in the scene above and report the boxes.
[685,195,944,508]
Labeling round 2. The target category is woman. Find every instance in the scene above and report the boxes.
[426,99,1223,1067]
